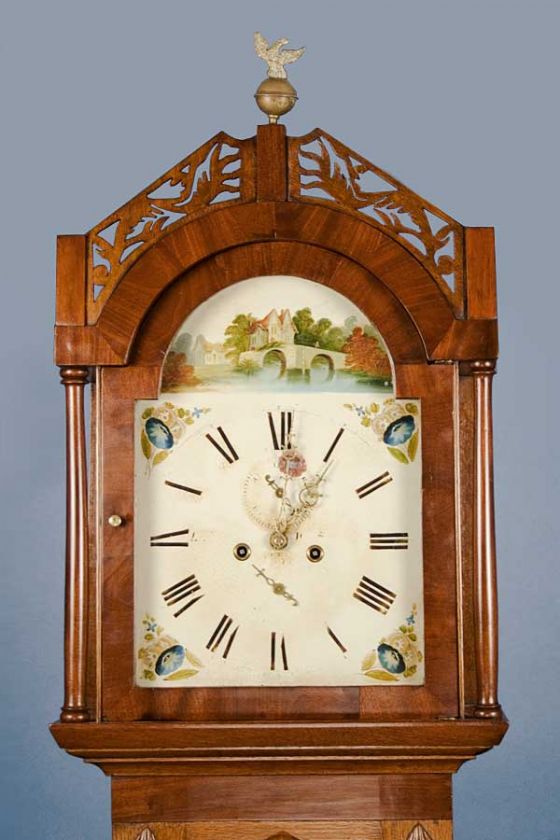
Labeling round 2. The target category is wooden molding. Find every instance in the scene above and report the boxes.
[50,719,507,777]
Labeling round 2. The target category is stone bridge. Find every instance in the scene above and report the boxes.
[239,344,347,377]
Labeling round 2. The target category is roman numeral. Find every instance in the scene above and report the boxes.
[270,632,289,670]
[150,528,190,547]
[370,532,409,550]
[268,411,293,450]
[327,626,347,654]
[323,427,345,462]
[162,574,203,617]
[164,480,202,496]
[206,614,239,658]
[353,576,396,614]
[206,427,239,464]
[355,471,392,499]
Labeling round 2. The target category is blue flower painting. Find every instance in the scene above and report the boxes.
[145,417,174,449]
[383,414,415,447]
[377,643,406,674]
[155,644,185,676]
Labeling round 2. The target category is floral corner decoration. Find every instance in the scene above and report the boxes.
[137,615,203,682]
[361,604,423,682]
[140,402,210,471]
[345,398,419,464]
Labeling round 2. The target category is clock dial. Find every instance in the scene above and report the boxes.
[135,275,424,687]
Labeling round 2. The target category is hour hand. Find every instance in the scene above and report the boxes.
[265,474,284,498]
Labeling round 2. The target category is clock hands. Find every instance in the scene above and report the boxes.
[251,564,299,606]
[299,461,331,508]
[246,431,334,550]
[269,460,332,550]
[265,474,284,498]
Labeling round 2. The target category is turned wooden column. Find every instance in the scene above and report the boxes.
[471,360,501,719]
[59,366,90,722]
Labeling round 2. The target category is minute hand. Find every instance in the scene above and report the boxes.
[299,461,331,508]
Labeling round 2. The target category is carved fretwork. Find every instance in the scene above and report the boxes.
[289,129,464,314]
[87,133,255,322]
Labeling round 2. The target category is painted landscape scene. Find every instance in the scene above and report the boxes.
[160,277,394,394]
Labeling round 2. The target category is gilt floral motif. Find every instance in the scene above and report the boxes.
[345,398,419,464]
[137,615,203,682]
[140,402,210,472]
[361,604,423,682]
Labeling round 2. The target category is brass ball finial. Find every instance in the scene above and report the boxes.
[253,32,305,124]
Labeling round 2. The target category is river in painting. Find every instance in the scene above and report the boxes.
[163,360,392,394]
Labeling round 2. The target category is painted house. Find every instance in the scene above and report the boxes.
[192,335,228,366]
[249,309,296,350]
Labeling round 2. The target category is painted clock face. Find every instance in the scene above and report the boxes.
[134,276,424,687]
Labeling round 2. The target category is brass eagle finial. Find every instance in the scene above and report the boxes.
[253,32,305,124]
[254,32,305,79]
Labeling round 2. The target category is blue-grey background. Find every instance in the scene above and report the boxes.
[2,1,558,837]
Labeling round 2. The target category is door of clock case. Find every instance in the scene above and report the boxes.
[98,243,460,722]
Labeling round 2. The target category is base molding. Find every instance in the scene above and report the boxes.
[113,821,452,840]
[50,719,508,776]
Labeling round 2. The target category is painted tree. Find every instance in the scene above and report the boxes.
[223,313,256,364]
[161,352,200,390]
[293,309,346,351]
[343,327,391,378]
[293,307,316,346]
[323,325,346,351]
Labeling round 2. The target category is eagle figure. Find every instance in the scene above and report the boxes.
[254,32,305,80]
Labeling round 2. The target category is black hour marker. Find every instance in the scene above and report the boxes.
[353,576,396,614]
[164,480,202,496]
[162,574,203,617]
[206,426,239,464]
[150,528,190,547]
[270,632,289,670]
[268,411,293,450]
[355,471,393,499]
[370,532,409,550]
[327,626,347,654]
[206,614,239,658]
[323,427,345,462]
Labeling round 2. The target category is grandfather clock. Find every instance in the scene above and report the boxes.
[51,34,507,840]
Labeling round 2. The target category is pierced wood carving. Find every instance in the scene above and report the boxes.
[87,133,255,322]
[289,130,464,313]
[407,825,435,840]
